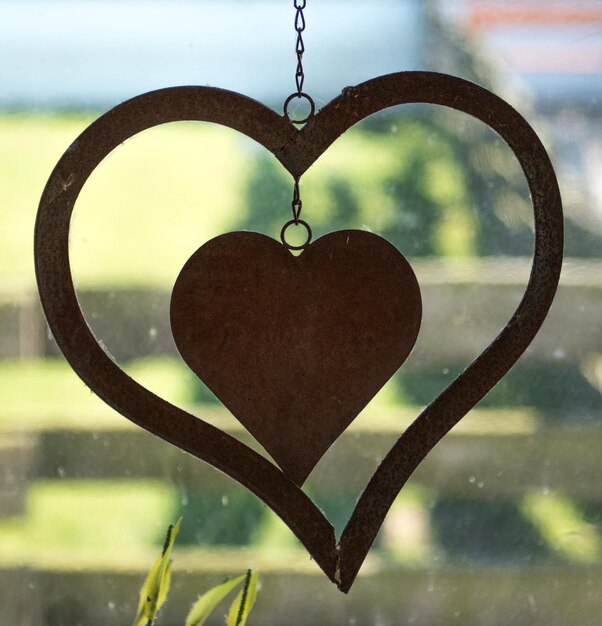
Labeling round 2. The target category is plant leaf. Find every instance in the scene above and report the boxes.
[185,575,246,626]
[226,570,258,626]
[132,518,182,626]
[156,559,172,610]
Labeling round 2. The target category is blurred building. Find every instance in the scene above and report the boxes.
[441,0,602,245]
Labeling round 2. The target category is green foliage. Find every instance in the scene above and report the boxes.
[395,363,600,420]
[135,522,259,626]
[177,491,267,546]
[522,492,602,564]
[185,574,247,626]
[1,111,600,297]
[133,518,181,626]
[0,480,176,564]
[226,570,258,626]
[240,118,477,258]
[430,498,552,563]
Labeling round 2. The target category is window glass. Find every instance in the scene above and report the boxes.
[1,1,600,624]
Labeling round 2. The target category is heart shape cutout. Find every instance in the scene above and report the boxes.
[35,72,562,592]
[170,230,422,485]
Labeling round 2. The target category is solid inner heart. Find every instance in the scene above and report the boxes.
[170,229,422,485]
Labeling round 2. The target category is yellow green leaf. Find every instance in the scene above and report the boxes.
[157,559,172,610]
[132,518,182,626]
[226,570,258,626]
[185,574,246,626]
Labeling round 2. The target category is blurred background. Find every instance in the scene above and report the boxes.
[0,1,601,624]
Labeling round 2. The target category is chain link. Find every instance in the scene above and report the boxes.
[294,0,307,94]
[285,1,314,228]
[284,0,314,125]
[291,178,302,224]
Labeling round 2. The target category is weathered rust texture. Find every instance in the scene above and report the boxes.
[34,72,563,592]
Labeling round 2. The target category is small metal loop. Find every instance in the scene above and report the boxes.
[294,0,307,9]
[295,70,304,94]
[280,219,312,251]
[291,200,302,224]
[295,9,306,32]
[291,178,302,223]
[292,200,301,223]
[283,92,316,125]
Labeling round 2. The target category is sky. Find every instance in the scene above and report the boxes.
[0,0,424,109]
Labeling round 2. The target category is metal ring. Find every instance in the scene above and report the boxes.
[280,219,312,250]
[283,92,315,125]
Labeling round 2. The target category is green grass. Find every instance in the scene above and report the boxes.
[0,478,325,571]
[0,115,90,291]
[0,477,428,570]
[0,114,249,290]
[0,357,544,435]
[0,480,176,565]
[522,491,602,565]
[0,357,199,430]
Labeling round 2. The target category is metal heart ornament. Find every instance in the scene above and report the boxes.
[35,72,563,592]
[170,229,422,486]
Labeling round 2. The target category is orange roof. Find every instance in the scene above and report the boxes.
[468,4,602,29]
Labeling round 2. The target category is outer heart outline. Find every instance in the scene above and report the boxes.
[35,72,563,592]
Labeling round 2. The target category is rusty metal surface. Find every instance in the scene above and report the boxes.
[170,230,421,486]
[34,72,563,592]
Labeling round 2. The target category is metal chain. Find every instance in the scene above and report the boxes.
[283,0,314,127]
[282,1,315,235]
[291,178,302,224]
[294,0,307,95]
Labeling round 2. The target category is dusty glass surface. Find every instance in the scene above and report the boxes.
[0,1,600,624]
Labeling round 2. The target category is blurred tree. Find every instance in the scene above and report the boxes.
[425,0,602,257]
[238,118,477,258]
